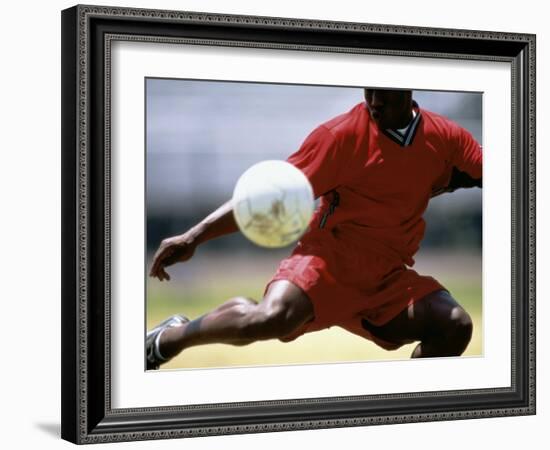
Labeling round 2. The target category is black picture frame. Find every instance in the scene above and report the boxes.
[61,4,536,444]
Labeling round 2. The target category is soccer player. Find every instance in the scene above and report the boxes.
[146,88,482,370]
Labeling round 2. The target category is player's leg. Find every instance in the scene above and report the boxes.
[152,279,314,363]
[361,289,473,358]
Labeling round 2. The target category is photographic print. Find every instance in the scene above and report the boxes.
[145,79,483,370]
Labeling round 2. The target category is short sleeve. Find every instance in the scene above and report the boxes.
[451,125,482,180]
[287,125,343,198]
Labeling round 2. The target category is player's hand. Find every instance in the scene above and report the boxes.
[149,234,197,281]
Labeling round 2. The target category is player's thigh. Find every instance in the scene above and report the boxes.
[362,289,466,344]
[261,279,315,329]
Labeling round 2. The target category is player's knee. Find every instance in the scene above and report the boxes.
[447,307,473,349]
[260,306,295,338]
[242,301,298,340]
[426,291,473,352]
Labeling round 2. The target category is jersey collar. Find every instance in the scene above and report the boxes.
[381,101,422,147]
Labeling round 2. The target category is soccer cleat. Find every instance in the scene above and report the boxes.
[146,314,189,370]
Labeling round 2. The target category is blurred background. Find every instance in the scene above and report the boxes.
[146,79,482,369]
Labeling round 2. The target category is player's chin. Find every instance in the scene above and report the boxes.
[377,117,400,129]
[373,117,389,129]
[370,113,389,129]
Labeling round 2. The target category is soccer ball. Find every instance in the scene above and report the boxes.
[232,160,315,248]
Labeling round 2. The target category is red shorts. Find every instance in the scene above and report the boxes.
[266,230,445,350]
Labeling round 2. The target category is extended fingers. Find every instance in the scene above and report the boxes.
[149,253,162,278]
[158,267,171,281]
[150,261,171,281]
[150,246,172,278]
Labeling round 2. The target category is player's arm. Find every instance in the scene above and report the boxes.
[432,124,482,197]
[286,125,343,199]
[149,200,238,281]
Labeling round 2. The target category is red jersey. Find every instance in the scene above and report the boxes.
[287,101,482,266]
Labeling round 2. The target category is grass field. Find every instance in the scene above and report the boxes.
[146,250,482,370]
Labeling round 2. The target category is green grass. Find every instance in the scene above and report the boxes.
[146,273,482,370]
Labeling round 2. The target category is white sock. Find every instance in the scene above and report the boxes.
[153,329,168,362]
